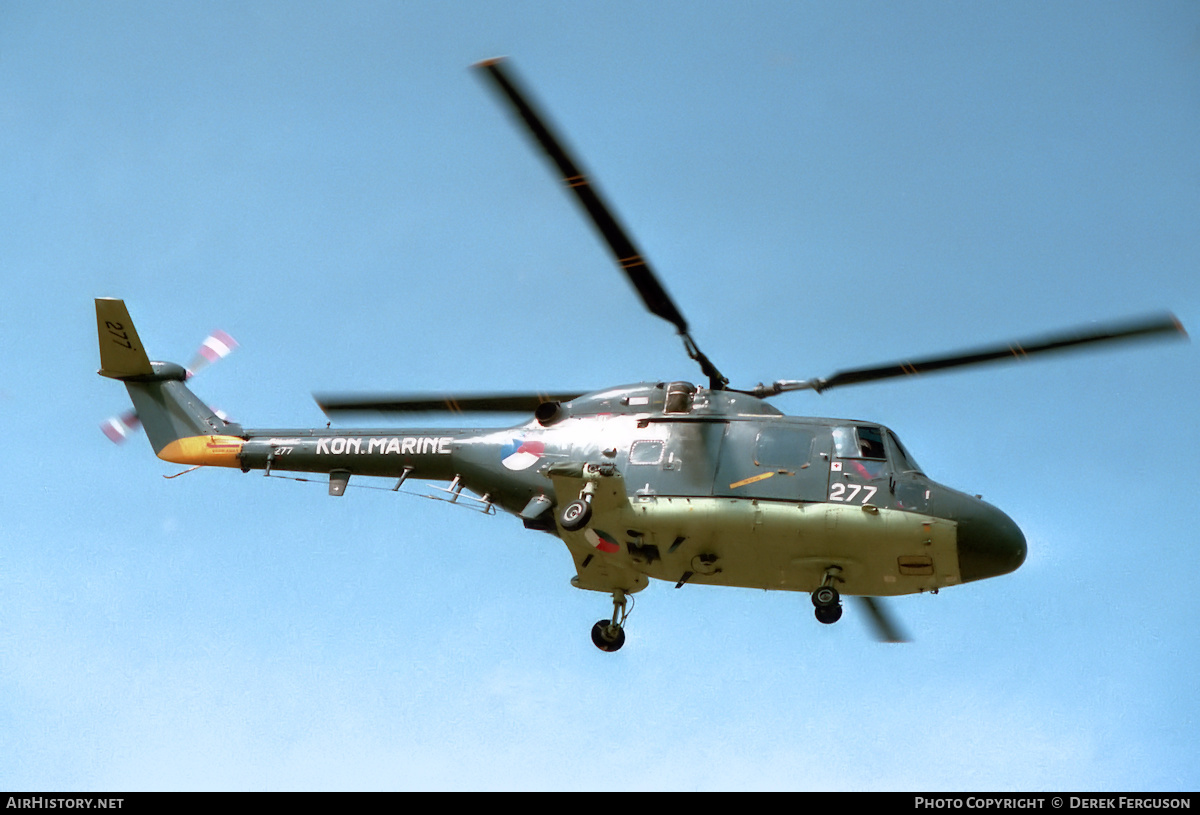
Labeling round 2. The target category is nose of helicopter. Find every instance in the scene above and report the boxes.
[936,489,1027,583]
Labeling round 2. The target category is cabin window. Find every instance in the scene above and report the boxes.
[629,440,665,465]
[754,426,814,469]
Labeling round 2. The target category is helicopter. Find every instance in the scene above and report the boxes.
[96,58,1187,651]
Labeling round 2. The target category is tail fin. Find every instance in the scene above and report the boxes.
[96,299,244,466]
[96,298,155,379]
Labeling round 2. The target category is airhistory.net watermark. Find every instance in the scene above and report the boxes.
[6,799,124,810]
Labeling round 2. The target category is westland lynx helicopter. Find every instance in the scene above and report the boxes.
[97,59,1187,650]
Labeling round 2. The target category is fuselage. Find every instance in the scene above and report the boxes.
[170,379,1026,597]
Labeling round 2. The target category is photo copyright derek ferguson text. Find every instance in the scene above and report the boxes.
[915,800,1191,811]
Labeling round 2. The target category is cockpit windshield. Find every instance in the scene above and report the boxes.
[886,429,924,474]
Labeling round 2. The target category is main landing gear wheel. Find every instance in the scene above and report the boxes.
[812,584,842,625]
[590,589,630,652]
[591,620,626,652]
[560,499,592,531]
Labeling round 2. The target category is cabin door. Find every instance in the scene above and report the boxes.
[713,422,830,503]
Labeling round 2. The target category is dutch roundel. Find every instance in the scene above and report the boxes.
[584,528,620,553]
[501,438,545,471]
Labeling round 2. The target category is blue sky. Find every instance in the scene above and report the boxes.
[2,1,1198,791]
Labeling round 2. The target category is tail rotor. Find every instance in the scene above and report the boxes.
[100,328,238,445]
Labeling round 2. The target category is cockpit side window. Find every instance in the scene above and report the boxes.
[833,425,887,480]
[833,425,887,460]
[857,426,886,459]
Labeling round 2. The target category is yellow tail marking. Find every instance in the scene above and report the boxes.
[157,435,244,468]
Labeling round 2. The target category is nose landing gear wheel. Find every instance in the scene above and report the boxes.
[812,583,842,625]
[814,603,843,625]
[590,620,626,652]
[812,585,840,608]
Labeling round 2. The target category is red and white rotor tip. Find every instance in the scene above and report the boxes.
[187,329,238,378]
[100,411,141,444]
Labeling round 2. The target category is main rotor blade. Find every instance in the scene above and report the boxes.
[855,597,909,644]
[754,312,1187,396]
[315,391,584,416]
[475,58,727,390]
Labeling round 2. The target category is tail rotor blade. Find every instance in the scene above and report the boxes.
[100,410,141,444]
[187,329,238,378]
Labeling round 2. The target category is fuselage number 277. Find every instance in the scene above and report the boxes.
[828,483,878,504]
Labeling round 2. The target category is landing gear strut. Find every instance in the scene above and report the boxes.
[591,589,629,652]
[811,567,843,625]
